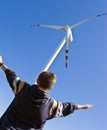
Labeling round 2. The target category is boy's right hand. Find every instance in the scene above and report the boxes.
[0,55,3,64]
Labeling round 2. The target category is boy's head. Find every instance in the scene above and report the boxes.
[37,71,57,90]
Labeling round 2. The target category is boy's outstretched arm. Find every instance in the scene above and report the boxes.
[49,100,93,119]
[0,55,25,94]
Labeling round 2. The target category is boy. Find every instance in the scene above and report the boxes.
[0,55,92,130]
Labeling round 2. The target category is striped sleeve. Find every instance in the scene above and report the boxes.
[5,69,25,94]
[50,102,78,119]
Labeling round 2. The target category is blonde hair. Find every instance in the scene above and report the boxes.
[37,71,56,89]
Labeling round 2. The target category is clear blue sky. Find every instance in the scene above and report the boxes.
[0,0,107,130]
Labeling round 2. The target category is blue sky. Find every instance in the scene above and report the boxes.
[0,0,107,130]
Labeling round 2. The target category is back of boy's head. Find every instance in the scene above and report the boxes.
[37,71,57,89]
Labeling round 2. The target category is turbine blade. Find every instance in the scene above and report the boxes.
[34,24,65,30]
[70,13,107,28]
[65,49,69,68]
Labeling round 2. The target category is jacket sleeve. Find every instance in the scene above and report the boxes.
[5,69,25,95]
[49,101,78,119]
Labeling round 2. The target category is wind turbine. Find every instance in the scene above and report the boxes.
[33,13,106,69]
